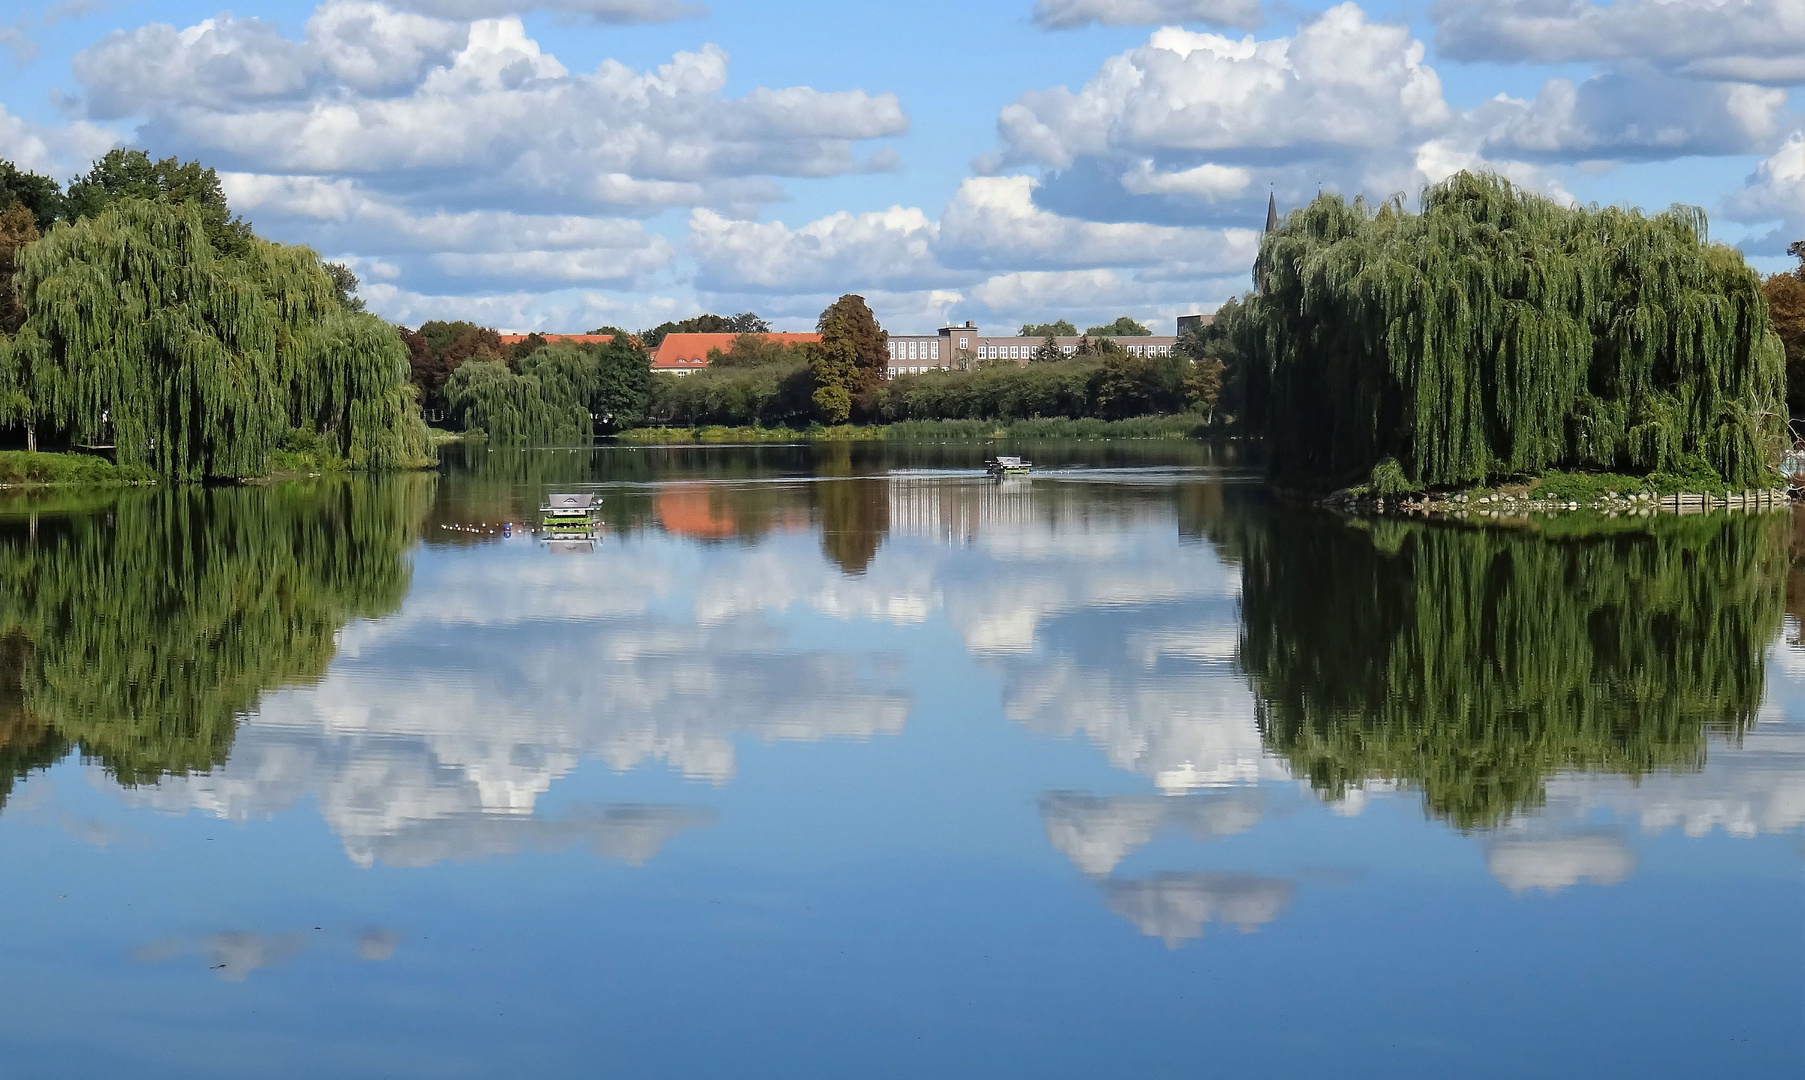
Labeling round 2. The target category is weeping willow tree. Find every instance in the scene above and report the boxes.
[1236,508,1785,829]
[0,476,430,793]
[0,199,433,478]
[1243,171,1788,489]
[445,358,590,445]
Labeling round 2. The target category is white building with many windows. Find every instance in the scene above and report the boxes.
[884,319,1198,377]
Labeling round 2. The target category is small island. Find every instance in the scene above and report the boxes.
[1233,172,1796,512]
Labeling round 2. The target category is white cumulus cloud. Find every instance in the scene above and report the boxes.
[1432,0,1805,85]
[74,12,906,205]
[994,6,1450,170]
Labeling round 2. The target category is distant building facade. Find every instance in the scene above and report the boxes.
[884,319,1197,378]
[639,318,1214,379]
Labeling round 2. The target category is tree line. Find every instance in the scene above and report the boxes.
[643,297,1227,429]
[0,152,431,478]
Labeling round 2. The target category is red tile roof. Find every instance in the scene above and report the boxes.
[651,332,819,371]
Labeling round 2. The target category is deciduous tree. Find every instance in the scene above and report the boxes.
[1763,240,1805,420]
[1085,316,1151,337]
[65,150,254,257]
[639,311,770,347]
[817,294,888,393]
[0,161,63,233]
[807,336,859,424]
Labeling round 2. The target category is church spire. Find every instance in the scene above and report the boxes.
[1255,189,1279,293]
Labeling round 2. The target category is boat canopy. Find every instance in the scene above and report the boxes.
[543,492,597,512]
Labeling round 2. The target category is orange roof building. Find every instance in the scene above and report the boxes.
[651,332,819,375]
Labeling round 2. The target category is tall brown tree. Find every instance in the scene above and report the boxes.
[0,201,38,336]
[817,294,888,393]
[1765,240,1805,421]
[400,322,504,414]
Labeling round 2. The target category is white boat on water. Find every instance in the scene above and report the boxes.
[541,492,601,538]
[986,455,1031,477]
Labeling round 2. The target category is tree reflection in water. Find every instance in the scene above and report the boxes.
[1237,509,1788,829]
[0,477,432,801]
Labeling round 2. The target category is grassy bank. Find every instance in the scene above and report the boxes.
[0,451,155,488]
[617,414,1218,444]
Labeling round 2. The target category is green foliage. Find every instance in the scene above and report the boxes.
[590,337,652,430]
[1094,351,1183,419]
[1177,296,1248,423]
[1369,457,1412,495]
[640,311,769,348]
[0,160,64,233]
[1,199,432,478]
[707,333,810,369]
[323,261,366,313]
[617,415,1212,443]
[1182,353,1224,418]
[817,294,888,394]
[65,150,254,257]
[1085,316,1151,336]
[400,321,504,414]
[0,451,153,486]
[445,359,588,445]
[880,359,1101,420]
[877,414,1209,440]
[0,477,429,793]
[1031,334,1064,362]
[809,337,858,424]
[1238,507,1785,828]
[1071,333,1123,358]
[1021,320,1078,337]
[1244,171,1788,489]
[645,347,1201,429]
[648,358,814,429]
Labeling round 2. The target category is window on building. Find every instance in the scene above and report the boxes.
[959,336,968,350]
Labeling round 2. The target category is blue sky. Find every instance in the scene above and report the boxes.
[1,0,1802,333]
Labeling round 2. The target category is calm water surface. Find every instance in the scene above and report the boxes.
[1,441,1801,1078]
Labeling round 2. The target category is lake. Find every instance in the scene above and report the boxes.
[1,441,1800,1078]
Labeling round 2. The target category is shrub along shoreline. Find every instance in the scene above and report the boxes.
[616,414,1219,443]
